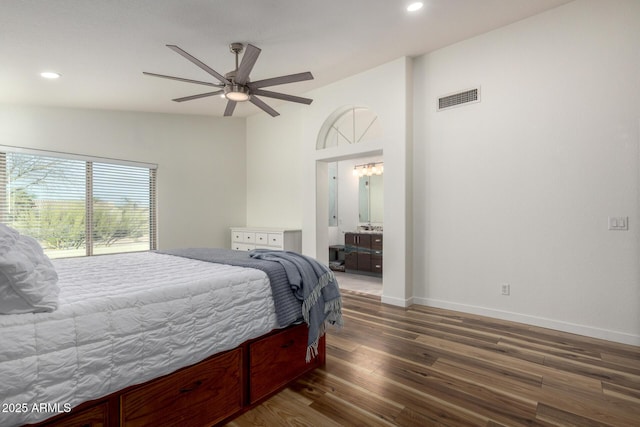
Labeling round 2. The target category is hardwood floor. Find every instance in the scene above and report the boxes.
[226,290,640,426]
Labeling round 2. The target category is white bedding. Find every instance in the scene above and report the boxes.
[0,252,279,427]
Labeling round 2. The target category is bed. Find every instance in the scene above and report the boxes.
[0,229,340,427]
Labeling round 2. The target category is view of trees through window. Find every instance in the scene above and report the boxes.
[0,151,156,258]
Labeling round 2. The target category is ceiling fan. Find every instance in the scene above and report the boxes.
[143,43,314,117]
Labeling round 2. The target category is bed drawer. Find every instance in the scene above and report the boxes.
[42,401,108,427]
[121,348,243,427]
[249,324,314,403]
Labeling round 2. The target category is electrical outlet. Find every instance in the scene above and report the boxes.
[501,284,510,296]
[608,216,629,231]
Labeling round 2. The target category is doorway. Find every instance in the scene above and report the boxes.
[321,155,384,297]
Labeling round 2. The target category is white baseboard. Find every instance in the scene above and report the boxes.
[413,297,640,347]
[381,294,413,308]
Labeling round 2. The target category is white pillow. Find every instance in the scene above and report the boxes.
[0,223,59,314]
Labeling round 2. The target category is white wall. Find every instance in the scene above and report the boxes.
[245,106,305,229]
[413,0,640,344]
[0,105,247,249]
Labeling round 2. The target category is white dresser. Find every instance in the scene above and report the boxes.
[230,227,302,252]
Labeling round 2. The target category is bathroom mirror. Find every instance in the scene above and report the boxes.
[358,174,383,224]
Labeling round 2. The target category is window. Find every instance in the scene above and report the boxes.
[0,148,157,258]
[316,105,383,150]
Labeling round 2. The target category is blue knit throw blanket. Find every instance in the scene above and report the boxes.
[250,249,343,362]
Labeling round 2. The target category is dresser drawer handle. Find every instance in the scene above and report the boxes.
[179,380,203,393]
[375,265,381,268]
[280,339,295,349]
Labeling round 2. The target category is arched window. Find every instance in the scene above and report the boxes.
[316,106,382,150]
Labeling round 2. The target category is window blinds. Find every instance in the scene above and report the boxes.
[0,149,157,258]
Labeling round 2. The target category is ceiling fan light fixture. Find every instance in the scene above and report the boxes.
[224,84,250,102]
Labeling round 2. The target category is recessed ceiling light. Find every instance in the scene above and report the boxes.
[40,71,61,79]
[407,2,424,12]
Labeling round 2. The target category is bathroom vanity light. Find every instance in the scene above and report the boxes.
[352,162,384,177]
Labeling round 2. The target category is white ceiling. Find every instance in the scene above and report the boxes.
[0,0,572,117]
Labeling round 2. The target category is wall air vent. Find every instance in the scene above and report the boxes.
[438,87,480,111]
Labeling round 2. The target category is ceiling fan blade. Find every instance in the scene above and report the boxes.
[251,89,313,105]
[224,100,237,116]
[172,90,224,102]
[142,72,222,87]
[248,71,314,89]
[250,96,280,117]
[166,45,230,85]
[235,44,261,85]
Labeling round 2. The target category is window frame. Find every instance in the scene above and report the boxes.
[0,145,158,258]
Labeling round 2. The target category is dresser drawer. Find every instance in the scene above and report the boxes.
[267,233,283,248]
[255,232,269,245]
[230,228,300,252]
[121,349,243,427]
[233,243,255,251]
[249,324,312,403]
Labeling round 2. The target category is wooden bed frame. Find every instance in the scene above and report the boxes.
[28,323,325,427]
